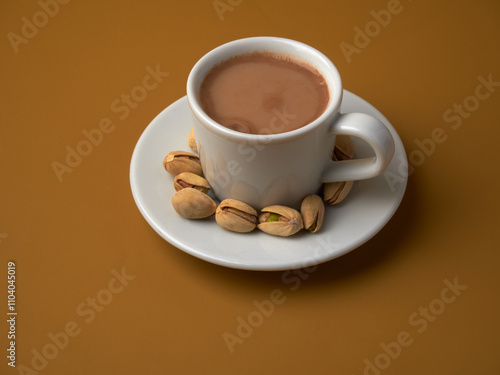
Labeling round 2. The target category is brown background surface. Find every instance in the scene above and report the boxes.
[1,0,499,374]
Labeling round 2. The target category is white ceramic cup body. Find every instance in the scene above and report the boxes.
[187,37,395,209]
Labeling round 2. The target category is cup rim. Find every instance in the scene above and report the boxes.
[186,36,343,142]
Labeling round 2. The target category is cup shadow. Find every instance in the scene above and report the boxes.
[164,174,419,293]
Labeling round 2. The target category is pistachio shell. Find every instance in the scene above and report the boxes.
[188,128,197,152]
[333,135,355,161]
[174,172,210,192]
[163,151,202,176]
[257,205,303,237]
[323,180,354,205]
[300,195,325,233]
[216,199,258,233]
[171,188,216,219]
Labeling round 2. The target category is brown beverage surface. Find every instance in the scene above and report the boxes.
[200,52,329,134]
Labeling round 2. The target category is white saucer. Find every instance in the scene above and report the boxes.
[130,91,407,271]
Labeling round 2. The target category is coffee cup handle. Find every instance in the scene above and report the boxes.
[321,113,395,182]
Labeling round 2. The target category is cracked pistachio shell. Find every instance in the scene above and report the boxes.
[323,180,354,205]
[171,188,216,219]
[216,199,258,233]
[188,128,197,152]
[257,205,304,237]
[333,135,355,161]
[174,172,210,193]
[163,151,202,176]
[300,195,325,233]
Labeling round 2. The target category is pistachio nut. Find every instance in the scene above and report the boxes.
[323,180,354,205]
[333,135,355,161]
[174,172,210,193]
[258,205,304,237]
[163,151,203,176]
[171,188,216,219]
[300,195,325,233]
[216,199,258,233]
[188,128,197,152]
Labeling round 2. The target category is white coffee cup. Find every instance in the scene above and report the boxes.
[187,37,395,209]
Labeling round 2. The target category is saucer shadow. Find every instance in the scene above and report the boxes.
[305,174,418,285]
[164,175,419,293]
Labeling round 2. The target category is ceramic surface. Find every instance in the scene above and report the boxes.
[186,37,396,209]
[130,90,407,270]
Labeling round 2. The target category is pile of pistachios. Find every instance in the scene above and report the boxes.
[162,129,354,237]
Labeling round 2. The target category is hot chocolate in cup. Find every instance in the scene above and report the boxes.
[187,37,395,209]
